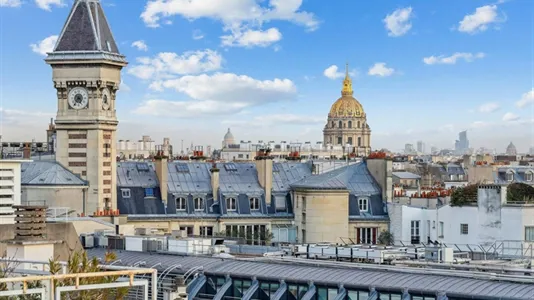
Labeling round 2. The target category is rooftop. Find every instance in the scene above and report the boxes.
[87,248,534,300]
[21,161,87,186]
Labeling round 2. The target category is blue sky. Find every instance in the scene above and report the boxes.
[0,0,533,153]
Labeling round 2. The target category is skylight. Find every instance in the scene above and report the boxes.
[136,163,149,172]
[175,163,190,173]
[224,163,238,172]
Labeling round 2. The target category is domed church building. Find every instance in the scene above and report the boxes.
[323,64,371,156]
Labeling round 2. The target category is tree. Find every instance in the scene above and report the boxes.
[507,183,534,203]
[378,230,394,245]
[259,229,274,246]
[0,250,128,300]
[49,251,129,300]
[450,184,478,206]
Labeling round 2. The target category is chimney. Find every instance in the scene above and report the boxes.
[23,142,31,159]
[366,157,393,202]
[154,149,168,207]
[210,163,220,201]
[255,158,273,204]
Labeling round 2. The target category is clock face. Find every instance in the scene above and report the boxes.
[102,88,111,110]
[68,87,89,110]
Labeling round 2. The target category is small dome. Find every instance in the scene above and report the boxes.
[224,128,234,141]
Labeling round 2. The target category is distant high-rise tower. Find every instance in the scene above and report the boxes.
[455,131,469,154]
[404,143,415,154]
[417,140,425,154]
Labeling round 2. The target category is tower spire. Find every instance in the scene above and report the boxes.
[341,62,353,96]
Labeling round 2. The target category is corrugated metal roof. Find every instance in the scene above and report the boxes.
[117,162,159,187]
[87,249,534,299]
[392,172,421,180]
[21,161,87,186]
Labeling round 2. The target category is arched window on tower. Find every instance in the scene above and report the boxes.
[338,121,342,128]
[362,122,366,128]
[329,137,332,144]
[358,137,362,147]
[357,121,360,128]
[332,121,335,128]
[348,137,353,145]
[348,121,352,128]
[337,137,342,145]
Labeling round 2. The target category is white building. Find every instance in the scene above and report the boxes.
[0,160,27,224]
[388,185,534,248]
[117,136,172,159]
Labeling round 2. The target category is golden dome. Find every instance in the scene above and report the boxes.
[328,64,365,118]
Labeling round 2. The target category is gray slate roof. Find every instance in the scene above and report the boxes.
[168,162,212,195]
[54,0,119,53]
[272,162,313,193]
[21,161,87,186]
[218,163,263,195]
[291,162,381,196]
[495,166,534,184]
[116,162,158,188]
[88,249,534,299]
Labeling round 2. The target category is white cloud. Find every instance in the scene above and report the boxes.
[140,0,318,48]
[423,52,485,65]
[368,62,395,77]
[119,81,131,92]
[192,29,204,40]
[478,102,499,113]
[131,40,148,51]
[35,0,65,11]
[458,5,505,34]
[222,113,323,128]
[383,7,413,37]
[323,65,356,80]
[134,72,296,117]
[0,0,21,7]
[502,112,520,122]
[516,89,534,108]
[221,27,282,47]
[127,49,223,80]
[470,121,492,129]
[30,35,58,56]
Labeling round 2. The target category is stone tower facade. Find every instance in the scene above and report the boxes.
[45,0,127,213]
[323,64,371,156]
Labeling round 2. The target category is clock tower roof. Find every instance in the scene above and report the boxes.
[47,0,126,64]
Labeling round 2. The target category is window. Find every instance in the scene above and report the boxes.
[348,121,352,128]
[358,137,362,147]
[176,197,186,211]
[357,121,360,128]
[200,226,213,236]
[331,121,335,128]
[347,137,353,145]
[411,220,420,244]
[180,226,194,235]
[145,188,154,197]
[69,161,87,167]
[525,226,534,242]
[356,227,377,244]
[250,197,260,210]
[337,137,342,145]
[338,121,342,128]
[226,197,237,211]
[526,172,533,182]
[506,171,514,182]
[358,198,368,212]
[121,189,131,198]
[194,197,204,211]
[460,224,469,235]
[439,221,444,238]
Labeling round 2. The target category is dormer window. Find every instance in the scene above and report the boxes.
[121,189,130,198]
[506,171,514,182]
[194,197,204,211]
[358,198,368,212]
[526,172,533,182]
[176,197,186,211]
[226,197,237,211]
[250,197,260,210]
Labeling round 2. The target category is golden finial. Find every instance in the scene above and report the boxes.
[341,62,353,95]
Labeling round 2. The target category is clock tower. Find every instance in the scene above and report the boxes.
[45,0,127,214]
